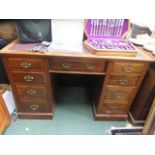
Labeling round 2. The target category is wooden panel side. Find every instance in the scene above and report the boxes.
[0,94,11,134]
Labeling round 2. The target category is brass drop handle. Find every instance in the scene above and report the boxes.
[111,109,118,112]
[110,107,118,113]
[26,90,37,96]
[115,92,124,99]
[106,109,117,113]
[20,62,32,68]
[118,79,128,85]
[111,106,118,110]
[123,66,133,73]
[30,104,39,111]
[86,64,96,70]
[24,75,34,82]
[62,63,72,69]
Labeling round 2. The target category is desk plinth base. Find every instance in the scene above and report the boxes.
[128,111,145,126]
[92,102,128,121]
[18,112,53,119]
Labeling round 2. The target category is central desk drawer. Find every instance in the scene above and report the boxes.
[50,58,107,73]
[15,86,48,99]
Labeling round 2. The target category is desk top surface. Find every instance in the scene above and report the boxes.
[0,40,155,62]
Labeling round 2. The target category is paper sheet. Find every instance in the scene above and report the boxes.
[51,19,84,44]
[48,19,84,53]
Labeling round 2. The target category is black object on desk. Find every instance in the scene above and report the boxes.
[16,19,52,43]
[0,39,9,84]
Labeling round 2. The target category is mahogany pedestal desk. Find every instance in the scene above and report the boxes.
[0,40,154,120]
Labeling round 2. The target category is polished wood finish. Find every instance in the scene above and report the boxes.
[110,61,145,74]
[108,75,140,87]
[1,40,154,62]
[93,60,149,120]
[50,57,107,73]
[11,71,46,84]
[92,103,128,120]
[84,41,137,57]
[0,40,154,120]
[104,86,134,101]
[0,86,11,134]
[18,99,51,112]
[99,102,128,114]
[129,62,155,126]
[2,55,55,119]
[7,57,45,70]
[15,85,48,99]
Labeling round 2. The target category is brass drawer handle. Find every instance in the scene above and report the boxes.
[118,79,128,85]
[115,93,124,99]
[20,62,32,68]
[30,104,39,111]
[62,63,72,69]
[106,109,117,113]
[111,109,118,112]
[26,90,37,96]
[24,75,34,82]
[123,66,133,73]
[110,106,118,110]
[86,64,96,70]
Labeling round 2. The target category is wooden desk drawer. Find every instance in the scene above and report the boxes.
[11,71,46,84]
[18,100,50,112]
[104,86,134,101]
[100,103,127,114]
[8,57,45,70]
[110,62,145,74]
[15,86,48,99]
[108,75,140,87]
[50,58,107,73]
